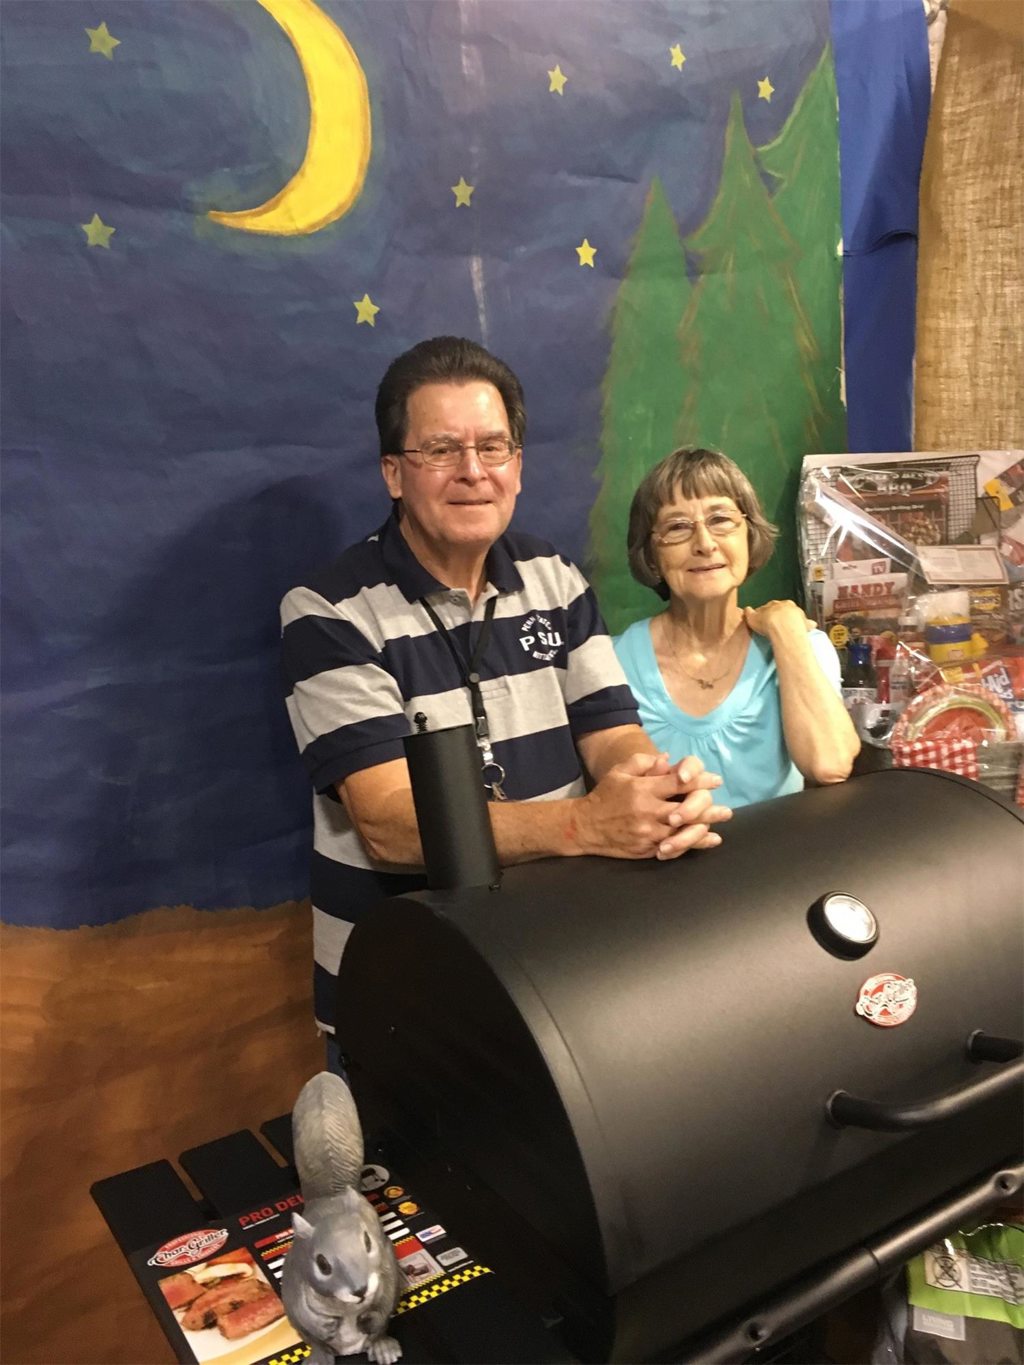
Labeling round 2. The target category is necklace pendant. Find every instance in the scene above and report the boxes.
[697,678,714,690]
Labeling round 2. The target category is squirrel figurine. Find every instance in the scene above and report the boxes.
[282,1072,402,1365]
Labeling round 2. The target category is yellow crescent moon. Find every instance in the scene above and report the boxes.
[209,0,371,236]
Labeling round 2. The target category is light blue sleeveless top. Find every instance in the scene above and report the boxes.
[613,617,842,809]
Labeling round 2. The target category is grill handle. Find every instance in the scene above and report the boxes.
[967,1030,1024,1063]
[827,1050,1024,1132]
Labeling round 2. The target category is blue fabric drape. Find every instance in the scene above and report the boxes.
[831,0,931,452]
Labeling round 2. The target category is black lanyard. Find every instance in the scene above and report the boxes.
[419,595,506,799]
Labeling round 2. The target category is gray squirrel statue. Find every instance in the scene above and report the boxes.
[281,1072,402,1365]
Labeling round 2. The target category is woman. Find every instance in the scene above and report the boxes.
[614,447,859,808]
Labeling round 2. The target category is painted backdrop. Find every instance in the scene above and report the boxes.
[2,0,850,931]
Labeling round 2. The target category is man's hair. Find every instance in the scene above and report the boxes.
[374,336,526,456]
[626,446,779,600]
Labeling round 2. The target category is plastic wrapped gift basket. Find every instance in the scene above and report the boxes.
[798,451,1024,804]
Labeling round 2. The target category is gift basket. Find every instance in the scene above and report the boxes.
[869,1210,1023,1365]
[798,452,1024,804]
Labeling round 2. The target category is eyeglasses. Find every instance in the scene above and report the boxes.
[398,437,519,469]
[651,511,747,546]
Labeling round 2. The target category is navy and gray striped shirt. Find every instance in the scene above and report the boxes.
[280,510,639,1030]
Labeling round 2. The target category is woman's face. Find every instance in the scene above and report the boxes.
[651,492,750,606]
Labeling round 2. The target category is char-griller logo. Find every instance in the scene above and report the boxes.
[147,1227,230,1268]
[518,613,564,663]
[855,972,918,1028]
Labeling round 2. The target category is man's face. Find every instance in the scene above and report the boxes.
[381,381,522,568]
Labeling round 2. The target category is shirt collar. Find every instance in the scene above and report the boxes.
[378,504,524,601]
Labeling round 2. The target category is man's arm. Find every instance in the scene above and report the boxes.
[576,722,660,780]
[285,590,721,865]
[338,744,727,868]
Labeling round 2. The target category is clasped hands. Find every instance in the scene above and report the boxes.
[576,752,731,861]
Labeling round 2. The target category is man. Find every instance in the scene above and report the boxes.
[281,337,729,1043]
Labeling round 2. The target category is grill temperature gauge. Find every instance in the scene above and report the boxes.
[810,892,879,957]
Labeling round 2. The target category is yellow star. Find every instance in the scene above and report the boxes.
[575,238,596,268]
[548,64,567,96]
[451,177,474,208]
[80,213,115,248]
[85,22,120,59]
[669,44,686,70]
[758,76,775,102]
[354,293,380,326]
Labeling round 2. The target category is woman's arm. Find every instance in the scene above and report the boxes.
[744,601,860,785]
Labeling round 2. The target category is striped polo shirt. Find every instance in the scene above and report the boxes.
[280,509,639,1031]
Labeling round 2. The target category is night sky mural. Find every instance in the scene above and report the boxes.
[2,0,885,929]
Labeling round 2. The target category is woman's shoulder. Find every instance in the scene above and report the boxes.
[612,615,658,677]
[613,615,656,654]
[755,621,841,688]
[806,626,836,649]
[613,614,656,642]
[806,627,843,684]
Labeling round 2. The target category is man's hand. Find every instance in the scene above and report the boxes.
[570,752,730,861]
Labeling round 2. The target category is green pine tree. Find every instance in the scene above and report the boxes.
[758,46,846,458]
[588,178,692,634]
[588,49,846,624]
[678,92,824,605]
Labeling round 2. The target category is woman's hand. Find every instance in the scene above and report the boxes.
[743,600,815,638]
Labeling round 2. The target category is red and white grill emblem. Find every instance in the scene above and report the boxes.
[855,973,918,1028]
[146,1227,229,1268]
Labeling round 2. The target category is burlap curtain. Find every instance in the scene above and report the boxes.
[915,0,1023,449]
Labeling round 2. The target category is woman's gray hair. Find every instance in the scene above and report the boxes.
[626,447,779,600]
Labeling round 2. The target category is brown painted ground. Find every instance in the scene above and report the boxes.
[1,903,320,1365]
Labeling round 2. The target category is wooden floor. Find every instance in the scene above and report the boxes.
[0,902,321,1365]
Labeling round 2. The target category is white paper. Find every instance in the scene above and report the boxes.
[917,544,1007,585]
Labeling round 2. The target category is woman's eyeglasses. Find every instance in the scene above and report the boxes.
[652,511,747,545]
[398,437,518,468]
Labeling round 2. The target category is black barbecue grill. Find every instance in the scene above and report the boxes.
[336,768,1024,1362]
